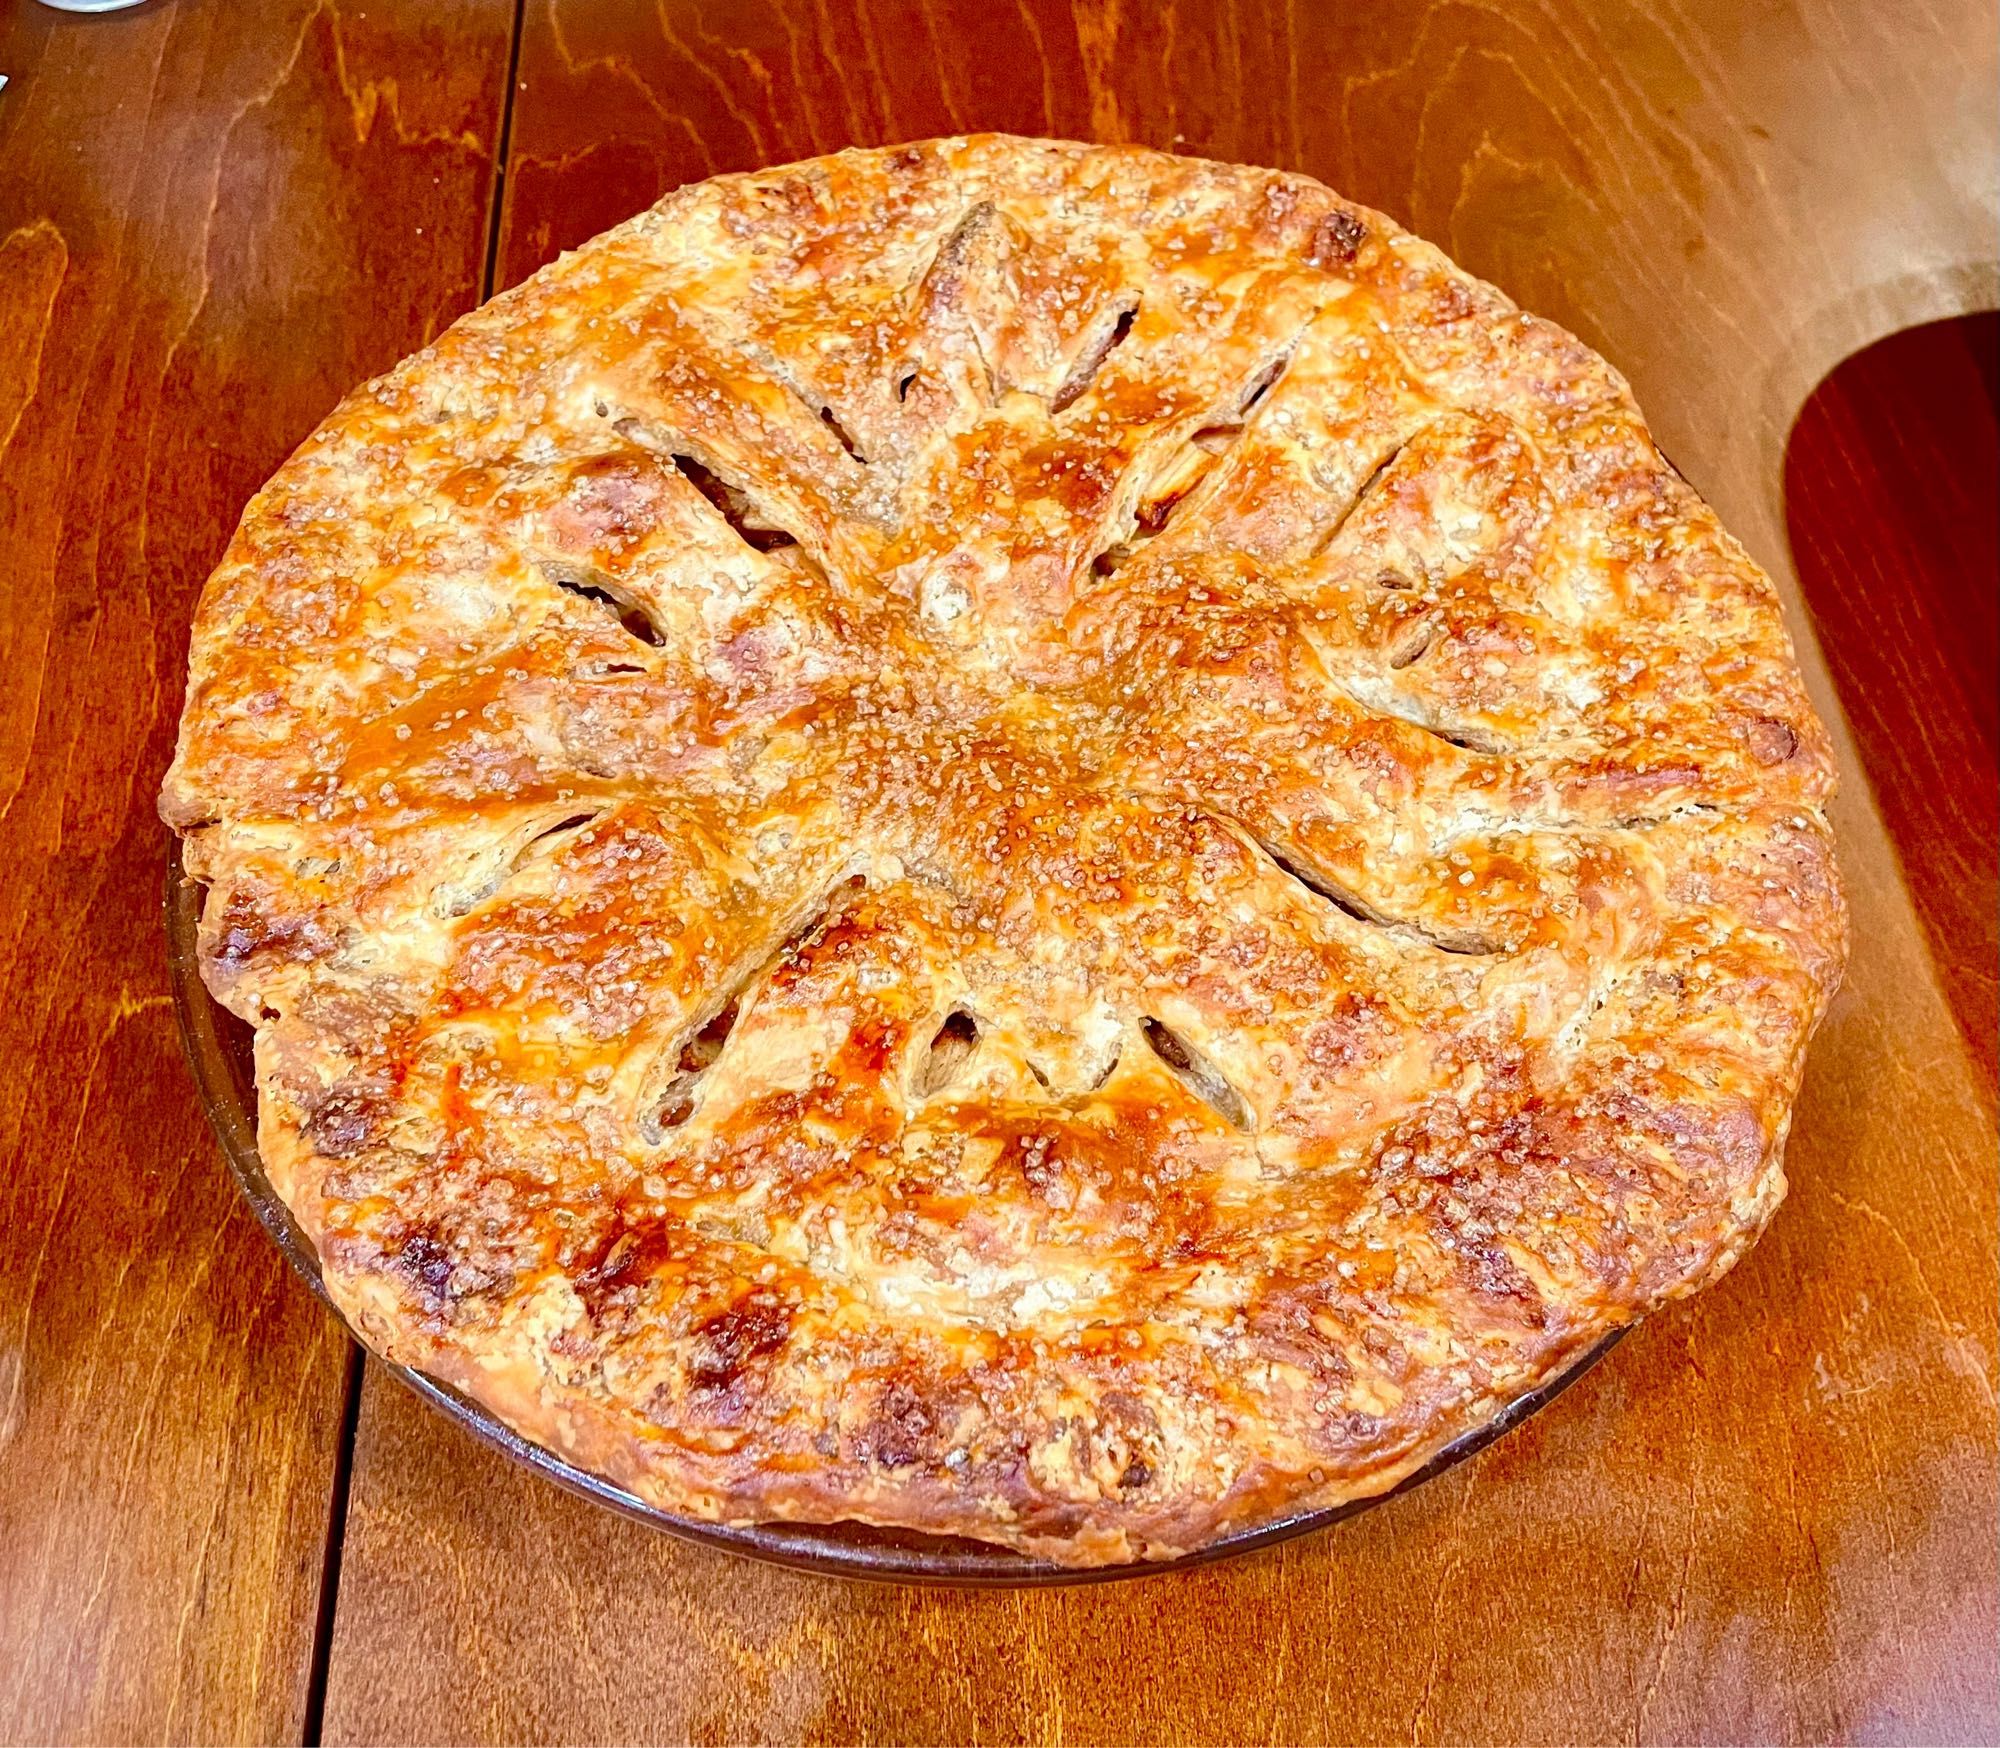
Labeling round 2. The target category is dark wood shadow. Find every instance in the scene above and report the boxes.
[1785,312,1999,1096]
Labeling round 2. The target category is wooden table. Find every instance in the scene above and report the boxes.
[2,2,1994,1741]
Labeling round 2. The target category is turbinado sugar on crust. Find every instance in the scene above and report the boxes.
[162,137,1846,1566]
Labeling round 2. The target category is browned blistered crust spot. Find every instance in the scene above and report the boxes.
[161,136,1845,1566]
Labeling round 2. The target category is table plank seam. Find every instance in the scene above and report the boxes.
[301,1341,364,1748]
[482,0,531,303]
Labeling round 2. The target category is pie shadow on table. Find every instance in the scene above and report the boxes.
[165,842,1629,1587]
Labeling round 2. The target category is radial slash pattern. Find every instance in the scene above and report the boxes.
[161,138,1846,1564]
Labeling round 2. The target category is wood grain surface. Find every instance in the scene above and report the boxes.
[0,3,511,1742]
[1786,313,1999,1094]
[0,0,1992,1743]
[317,3,2000,1744]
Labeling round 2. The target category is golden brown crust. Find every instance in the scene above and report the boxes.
[162,137,1846,1565]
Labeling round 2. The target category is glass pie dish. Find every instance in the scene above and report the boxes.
[167,841,1627,1585]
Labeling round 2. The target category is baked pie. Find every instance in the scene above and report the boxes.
[162,137,1846,1565]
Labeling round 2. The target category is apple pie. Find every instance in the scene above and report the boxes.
[162,136,1846,1565]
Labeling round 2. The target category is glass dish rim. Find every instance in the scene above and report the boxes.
[165,837,1629,1587]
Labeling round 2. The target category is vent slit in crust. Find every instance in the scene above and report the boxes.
[818,402,866,462]
[1139,1018,1251,1130]
[604,411,801,551]
[1314,433,1416,556]
[534,558,665,646]
[1247,830,1507,956]
[431,807,608,919]
[915,200,1013,398]
[915,1009,981,1098]
[1386,616,1438,670]
[668,453,798,551]
[635,878,867,1145]
[1228,348,1291,422]
[525,811,603,852]
[1425,721,1502,753]
[639,1000,740,1142]
[1128,443,1216,542]
[1100,343,1304,570]
[1313,659,1509,755]
[1050,301,1137,413]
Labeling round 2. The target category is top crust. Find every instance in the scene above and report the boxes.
[162,136,1846,1565]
